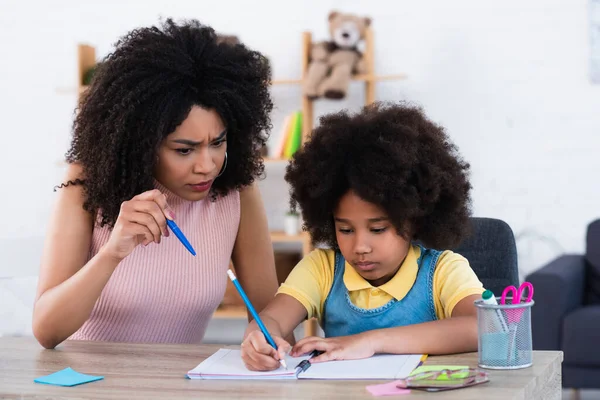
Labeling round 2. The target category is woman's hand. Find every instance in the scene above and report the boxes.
[290,333,375,363]
[241,330,291,371]
[101,189,174,261]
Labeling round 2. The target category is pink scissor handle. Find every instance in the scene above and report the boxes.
[518,282,534,303]
[501,282,534,324]
[500,282,534,305]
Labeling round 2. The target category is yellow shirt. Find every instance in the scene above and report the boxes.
[277,245,484,322]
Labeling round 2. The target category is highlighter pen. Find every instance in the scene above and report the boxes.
[227,269,287,370]
[481,289,509,332]
[166,219,196,256]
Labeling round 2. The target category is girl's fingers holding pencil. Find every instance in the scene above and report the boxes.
[241,334,280,371]
[247,330,278,358]
[245,349,281,371]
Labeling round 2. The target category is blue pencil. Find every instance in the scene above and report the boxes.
[226,269,287,369]
[166,219,196,256]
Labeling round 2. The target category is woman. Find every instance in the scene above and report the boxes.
[33,18,281,349]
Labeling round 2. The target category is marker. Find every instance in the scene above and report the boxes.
[295,350,324,371]
[166,219,196,256]
[227,269,287,370]
[481,289,509,332]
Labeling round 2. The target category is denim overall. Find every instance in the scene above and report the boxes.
[322,245,442,337]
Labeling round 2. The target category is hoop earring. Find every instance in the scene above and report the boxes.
[216,152,228,178]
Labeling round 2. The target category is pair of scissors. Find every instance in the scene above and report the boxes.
[500,282,534,361]
[500,282,534,305]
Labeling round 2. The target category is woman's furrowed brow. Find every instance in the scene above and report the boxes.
[171,130,227,146]
[172,139,201,146]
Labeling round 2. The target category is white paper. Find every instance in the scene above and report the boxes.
[187,348,310,380]
[187,349,424,381]
[299,353,424,380]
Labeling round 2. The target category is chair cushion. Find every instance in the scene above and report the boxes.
[562,306,600,366]
[586,220,600,304]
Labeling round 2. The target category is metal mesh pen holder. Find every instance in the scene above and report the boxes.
[474,298,534,369]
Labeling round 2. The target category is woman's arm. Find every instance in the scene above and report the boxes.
[291,294,480,362]
[231,182,296,344]
[32,164,121,349]
[33,164,172,349]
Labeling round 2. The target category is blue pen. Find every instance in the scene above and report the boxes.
[226,269,287,369]
[166,219,196,256]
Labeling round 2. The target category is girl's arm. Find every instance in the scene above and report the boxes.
[231,183,296,344]
[291,294,480,362]
[33,164,119,349]
[244,293,308,341]
[367,294,479,354]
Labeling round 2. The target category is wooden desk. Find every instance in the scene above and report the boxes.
[0,337,562,399]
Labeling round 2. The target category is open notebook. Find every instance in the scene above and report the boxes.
[187,348,424,380]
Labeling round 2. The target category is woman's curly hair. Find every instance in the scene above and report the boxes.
[285,101,472,250]
[60,18,273,227]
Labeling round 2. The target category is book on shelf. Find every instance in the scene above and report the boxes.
[271,111,302,160]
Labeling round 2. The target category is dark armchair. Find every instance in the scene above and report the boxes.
[525,219,600,389]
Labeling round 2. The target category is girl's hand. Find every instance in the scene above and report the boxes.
[241,330,291,371]
[102,189,174,261]
[290,334,375,363]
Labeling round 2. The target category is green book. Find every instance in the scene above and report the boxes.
[284,111,303,158]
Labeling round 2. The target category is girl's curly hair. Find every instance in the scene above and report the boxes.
[61,18,273,227]
[285,101,472,250]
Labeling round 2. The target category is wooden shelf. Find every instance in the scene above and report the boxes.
[354,73,408,81]
[74,75,406,93]
[263,157,289,163]
[212,306,320,339]
[270,231,308,243]
[213,305,247,319]
[214,232,309,322]
[271,78,303,85]
[269,28,407,149]
[270,231,311,256]
[78,44,95,96]
[271,74,407,86]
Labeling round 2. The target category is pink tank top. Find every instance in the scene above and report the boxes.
[69,182,240,344]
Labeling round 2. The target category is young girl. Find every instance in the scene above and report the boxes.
[241,102,484,371]
[33,18,284,348]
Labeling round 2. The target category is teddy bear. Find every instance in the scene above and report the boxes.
[303,11,371,100]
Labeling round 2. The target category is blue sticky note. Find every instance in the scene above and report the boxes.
[34,367,104,387]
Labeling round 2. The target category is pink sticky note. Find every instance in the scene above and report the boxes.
[366,381,411,396]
